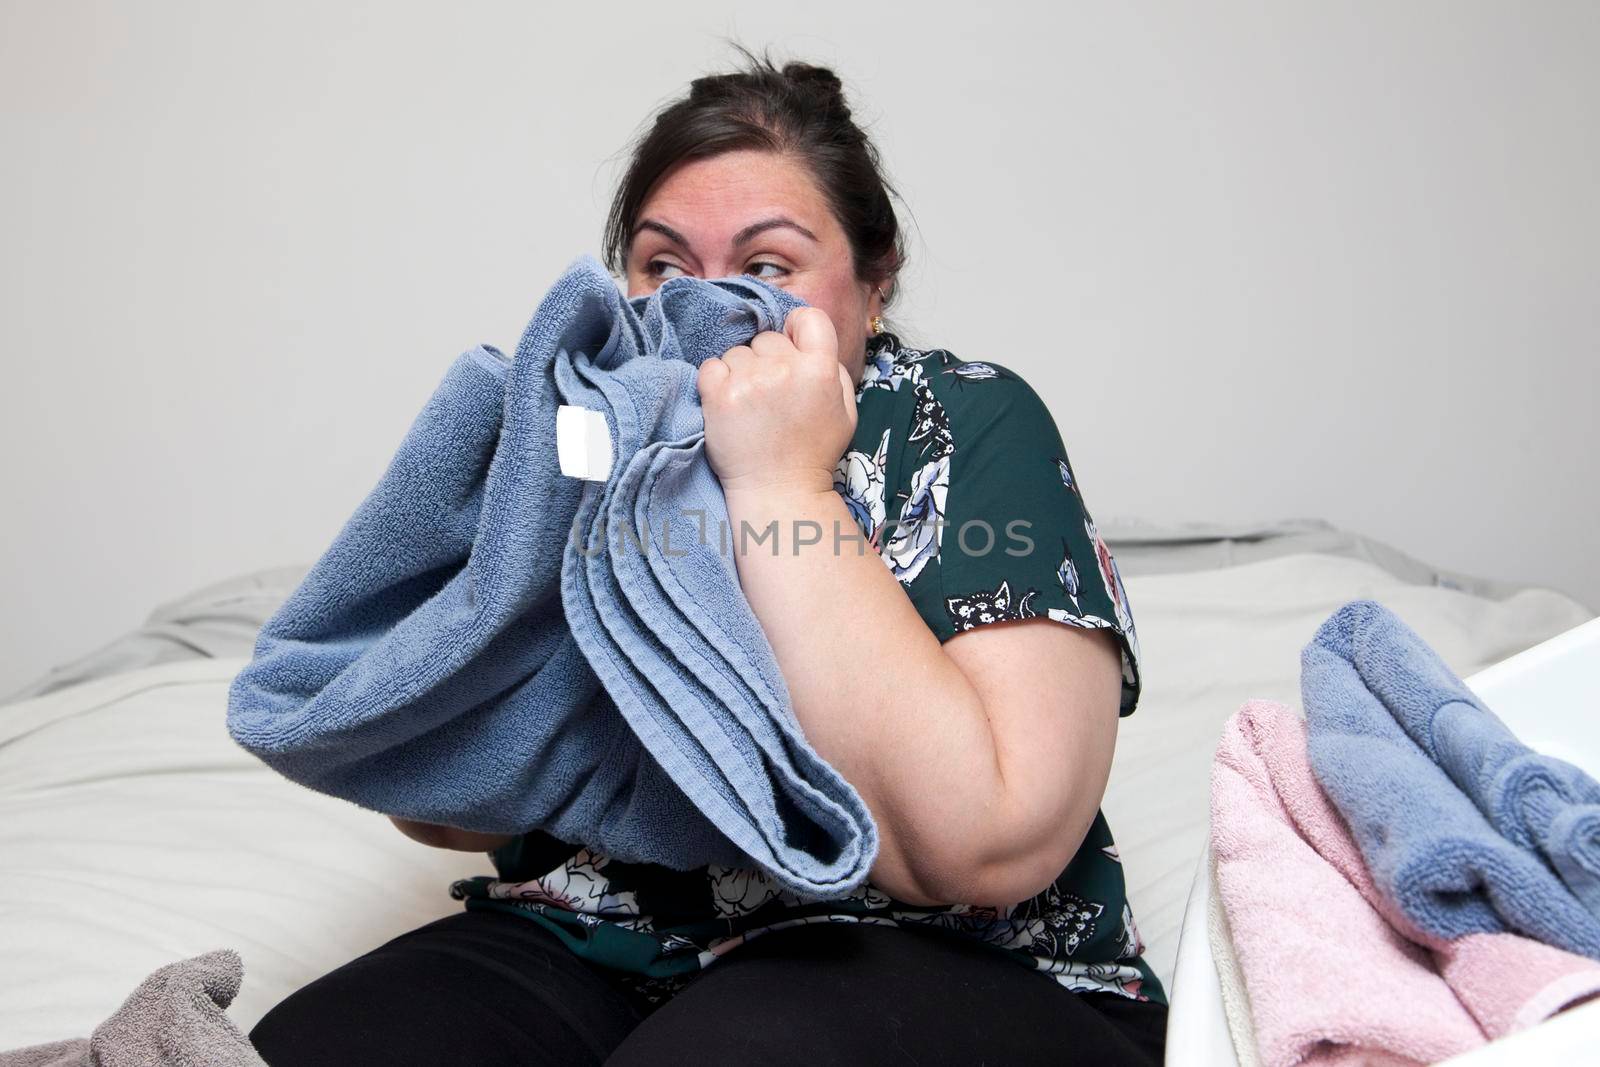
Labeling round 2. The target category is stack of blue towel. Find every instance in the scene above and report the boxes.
[226,255,879,899]
[1302,599,1600,959]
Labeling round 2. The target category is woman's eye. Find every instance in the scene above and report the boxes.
[744,261,788,281]
[646,260,685,280]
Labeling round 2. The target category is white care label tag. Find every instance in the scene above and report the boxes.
[556,405,614,481]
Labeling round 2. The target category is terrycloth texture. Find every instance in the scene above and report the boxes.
[1433,934,1600,1039]
[1204,848,1263,1067]
[226,254,878,898]
[1221,699,1600,1048]
[1311,598,1600,916]
[0,950,264,1066]
[1211,701,1484,1066]
[1255,698,1600,1037]
[1301,601,1600,958]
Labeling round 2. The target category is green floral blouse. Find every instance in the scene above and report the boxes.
[449,329,1162,1010]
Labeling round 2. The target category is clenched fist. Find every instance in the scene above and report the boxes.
[697,306,858,498]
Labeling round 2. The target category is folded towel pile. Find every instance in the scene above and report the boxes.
[1302,601,1600,957]
[1310,598,1600,916]
[1211,700,1486,1066]
[1207,600,1600,1066]
[226,254,878,898]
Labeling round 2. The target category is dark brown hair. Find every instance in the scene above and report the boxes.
[602,43,907,318]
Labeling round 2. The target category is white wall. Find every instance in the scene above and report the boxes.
[3,0,1596,694]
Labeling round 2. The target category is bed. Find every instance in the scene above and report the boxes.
[1,518,1591,1058]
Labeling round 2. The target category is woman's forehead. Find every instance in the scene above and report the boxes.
[636,152,834,241]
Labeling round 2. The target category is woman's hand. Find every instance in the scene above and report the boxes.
[697,306,857,497]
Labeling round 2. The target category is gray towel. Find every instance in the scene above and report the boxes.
[0,950,264,1066]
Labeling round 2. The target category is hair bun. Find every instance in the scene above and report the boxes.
[604,45,905,302]
[782,62,846,103]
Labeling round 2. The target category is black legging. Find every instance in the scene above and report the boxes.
[249,909,1168,1065]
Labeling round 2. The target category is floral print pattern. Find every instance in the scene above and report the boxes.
[944,578,1042,631]
[907,378,955,460]
[882,453,948,584]
[833,427,891,551]
[859,340,931,393]
[1085,513,1142,670]
[447,330,1161,1012]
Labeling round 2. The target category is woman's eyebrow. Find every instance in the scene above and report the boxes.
[731,217,819,246]
[633,219,690,247]
[632,216,819,250]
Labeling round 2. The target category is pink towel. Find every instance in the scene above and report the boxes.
[1213,700,1600,1064]
[1249,700,1600,1031]
[1212,701,1483,1066]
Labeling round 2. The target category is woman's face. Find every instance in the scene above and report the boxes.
[622,148,887,387]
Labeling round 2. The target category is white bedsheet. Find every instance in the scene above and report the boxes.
[0,550,1590,1048]
[0,659,486,1047]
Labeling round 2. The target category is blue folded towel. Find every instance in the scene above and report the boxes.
[1336,600,1600,919]
[1302,600,1600,958]
[1311,599,1600,918]
[226,254,878,898]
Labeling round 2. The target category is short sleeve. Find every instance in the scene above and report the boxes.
[883,358,1143,717]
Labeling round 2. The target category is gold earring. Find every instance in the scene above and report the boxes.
[870,316,885,336]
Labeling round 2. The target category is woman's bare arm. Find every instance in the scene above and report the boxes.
[721,479,1121,909]
[698,311,1122,908]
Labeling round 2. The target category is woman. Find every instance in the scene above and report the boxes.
[250,46,1165,1066]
